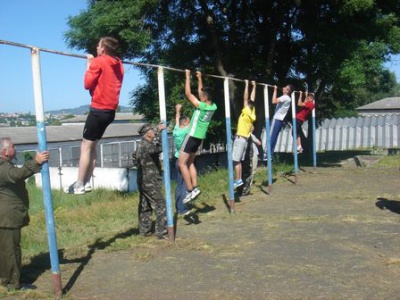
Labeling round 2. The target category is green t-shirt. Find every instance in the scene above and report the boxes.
[172,124,188,158]
[188,101,217,139]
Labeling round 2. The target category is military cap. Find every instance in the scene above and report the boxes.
[138,123,154,136]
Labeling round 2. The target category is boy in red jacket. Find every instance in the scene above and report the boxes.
[65,37,124,194]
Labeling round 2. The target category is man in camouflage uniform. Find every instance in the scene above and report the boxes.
[133,123,167,239]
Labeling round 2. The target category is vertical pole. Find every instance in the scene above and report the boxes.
[291,92,298,183]
[31,47,62,298]
[223,78,235,213]
[119,143,122,167]
[58,147,63,191]
[100,144,104,167]
[311,102,317,171]
[263,85,273,193]
[157,67,174,240]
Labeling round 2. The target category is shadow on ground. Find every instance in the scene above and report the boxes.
[22,227,139,295]
[375,197,400,214]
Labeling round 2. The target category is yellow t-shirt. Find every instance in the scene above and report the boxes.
[236,106,256,138]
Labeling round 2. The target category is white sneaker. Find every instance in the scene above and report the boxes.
[297,146,303,154]
[63,182,85,195]
[191,187,201,200]
[233,179,244,189]
[182,191,193,204]
[84,182,92,192]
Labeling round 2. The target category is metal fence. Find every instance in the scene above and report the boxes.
[18,136,225,168]
[18,114,400,167]
[269,114,400,153]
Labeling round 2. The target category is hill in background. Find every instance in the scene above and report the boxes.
[46,105,131,115]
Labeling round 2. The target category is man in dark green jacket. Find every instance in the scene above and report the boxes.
[0,137,49,290]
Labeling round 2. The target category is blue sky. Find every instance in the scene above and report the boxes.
[0,1,399,114]
[0,0,143,114]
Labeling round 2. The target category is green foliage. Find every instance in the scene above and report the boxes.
[65,0,157,57]
[64,1,400,132]
[62,114,75,120]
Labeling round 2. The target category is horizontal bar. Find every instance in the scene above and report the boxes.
[1,39,313,93]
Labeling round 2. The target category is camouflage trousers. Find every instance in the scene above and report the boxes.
[242,144,255,195]
[138,187,166,237]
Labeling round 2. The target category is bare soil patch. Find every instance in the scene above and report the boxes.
[3,155,400,300]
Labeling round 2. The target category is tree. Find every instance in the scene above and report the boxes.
[65,0,400,142]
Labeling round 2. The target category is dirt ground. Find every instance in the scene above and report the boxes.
[3,154,400,300]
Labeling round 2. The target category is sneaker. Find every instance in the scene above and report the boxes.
[191,187,201,200]
[84,182,92,192]
[241,190,251,197]
[19,283,37,291]
[5,283,36,291]
[157,231,169,240]
[63,182,85,195]
[182,191,193,204]
[233,179,243,189]
[157,235,169,240]
[74,184,85,195]
[297,146,303,154]
[183,212,201,225]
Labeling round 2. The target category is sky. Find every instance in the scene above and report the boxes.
[0,1,399,114]
[0,0,143,114]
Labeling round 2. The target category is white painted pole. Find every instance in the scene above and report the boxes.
[263,85,273,193]
[157,67,174,240]
[291,92,299,179]
[311,102,317,170]
[31,47,62,298]
[223,78,235,213]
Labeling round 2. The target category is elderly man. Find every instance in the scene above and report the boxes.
[0,137,49,290]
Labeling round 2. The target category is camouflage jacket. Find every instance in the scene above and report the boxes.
[134,138,163,189]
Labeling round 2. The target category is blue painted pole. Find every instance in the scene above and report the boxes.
[291,92,299,181]
[157,67,174,240]
[263,85,273,193]
[223,78,235,213]
[311,104,317,170]
[31,47,62,298]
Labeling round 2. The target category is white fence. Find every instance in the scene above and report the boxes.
[273,114,400,153]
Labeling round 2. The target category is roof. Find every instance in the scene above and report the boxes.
[1,123,146,145]
[319,114,400,128]
[61,112,144,123]
[357,97,400,111]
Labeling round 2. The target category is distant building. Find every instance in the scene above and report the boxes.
[60,112,144,125]
[356,97,400,116]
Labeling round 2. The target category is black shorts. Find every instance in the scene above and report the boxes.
[294,120,303,137]
[83,108,115,141]
[181,135,203,153]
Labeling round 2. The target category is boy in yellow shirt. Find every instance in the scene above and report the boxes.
[232,80,256,189]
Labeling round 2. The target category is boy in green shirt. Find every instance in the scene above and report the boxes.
[179,70,217,204]
[173,104,200,224]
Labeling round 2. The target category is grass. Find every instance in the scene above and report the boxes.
[374,154,400,167]
[21,152,400,261]
[21,161,299,263]
[22,168,231,262]
[3,152,397,299]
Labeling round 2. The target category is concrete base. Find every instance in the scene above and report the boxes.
[34,167,138,192]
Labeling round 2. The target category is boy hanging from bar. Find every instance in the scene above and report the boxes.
[232,80,256,189]
[294,91,315,153]
[179,70,217,204]
[268,84,294,157]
